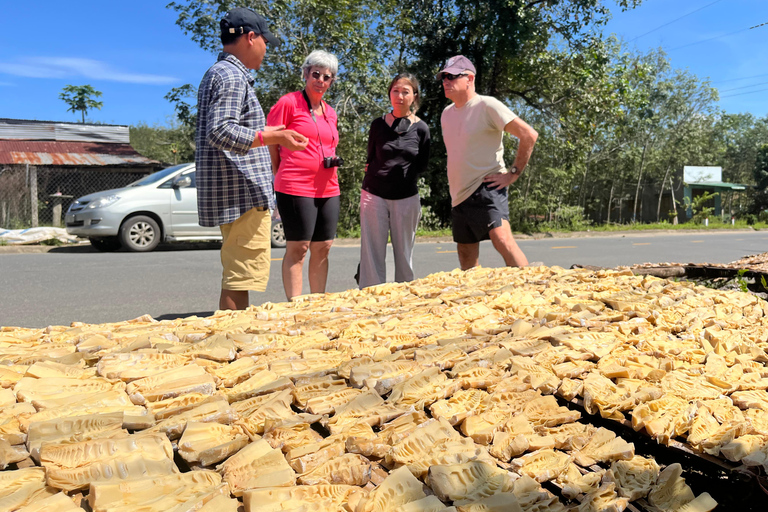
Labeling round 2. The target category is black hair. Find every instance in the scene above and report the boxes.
[221,30,246,46]
[388,73,421,112]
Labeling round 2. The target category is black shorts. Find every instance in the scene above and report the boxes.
[451,182,509,244]
[276,192,340,242]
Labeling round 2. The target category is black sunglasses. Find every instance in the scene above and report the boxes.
[441,72,468,81]
[311,70,334,82]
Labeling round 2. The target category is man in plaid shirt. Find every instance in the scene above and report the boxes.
[196,7,307,310]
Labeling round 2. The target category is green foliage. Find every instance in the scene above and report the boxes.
[168,0,398,232]
[736,268,749,293]
[679,191,717,225]
[130,124,195,165]
[163,0,766,234]
[59,85,103,123]
[165,84,198,129]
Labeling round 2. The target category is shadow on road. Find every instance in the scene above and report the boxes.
[154,311,216,322]
[48,241,222,253]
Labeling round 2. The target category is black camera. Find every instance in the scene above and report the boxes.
[323,156,344,169]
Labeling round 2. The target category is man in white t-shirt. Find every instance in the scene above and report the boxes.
[439,55,538,270]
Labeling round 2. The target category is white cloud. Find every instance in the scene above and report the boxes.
[0,57,177,85]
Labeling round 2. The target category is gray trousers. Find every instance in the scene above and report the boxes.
[359,189,421,288]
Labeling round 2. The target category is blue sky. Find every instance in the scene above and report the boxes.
[604,0,768,116]
[1,0,767,127]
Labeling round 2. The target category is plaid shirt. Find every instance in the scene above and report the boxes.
[195,52,275,227]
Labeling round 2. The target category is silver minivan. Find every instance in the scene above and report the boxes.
[65,163,285,252]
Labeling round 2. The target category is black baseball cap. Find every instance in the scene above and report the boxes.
[220,8,280,46]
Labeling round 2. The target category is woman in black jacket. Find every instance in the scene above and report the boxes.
[358,73,431,288]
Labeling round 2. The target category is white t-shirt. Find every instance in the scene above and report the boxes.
[441,94,517,206]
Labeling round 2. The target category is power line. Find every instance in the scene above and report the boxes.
[713,73,768,84]
[668,21,768,52]
[719,81,768,93]
[628,0,725,42]
[720,87,768,99]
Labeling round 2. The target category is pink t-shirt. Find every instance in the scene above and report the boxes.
[267,91,340,198]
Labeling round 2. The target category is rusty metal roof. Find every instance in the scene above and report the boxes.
[0,141,158,167]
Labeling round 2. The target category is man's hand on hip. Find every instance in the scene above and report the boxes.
[483,170,518,189]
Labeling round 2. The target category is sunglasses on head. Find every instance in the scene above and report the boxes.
[311,70,334,82]
[441,72,468,81]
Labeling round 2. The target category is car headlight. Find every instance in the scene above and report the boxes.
[86,195,120,209]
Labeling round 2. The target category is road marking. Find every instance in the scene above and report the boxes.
[690,240,704,243]
[271,257,283,261]
[633,243,652,246]
[551,246,577,249]
[436,250,457,254]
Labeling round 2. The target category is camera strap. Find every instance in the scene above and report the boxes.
[301,89,336,160]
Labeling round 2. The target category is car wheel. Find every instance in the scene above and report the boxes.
[120,215,161,252]
[271,218,286,248]
[89,236,121,252]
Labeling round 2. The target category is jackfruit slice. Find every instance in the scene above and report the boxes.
[427,460,513,503]
[293,375,352,405]
[243,485,357,511]
[95,351,190,382]
[149,399,237,439]
[14,376,122,403]
[298,453,372,486]
[15,491,82,512]
[0,467,57,511]
[387,417,461,468]
[675,492,718,512]
[40,432,176,491]
[208,355,267,387]
[430,389,491,426]
[306,388,364,415]
[576,482,629,512]
[178,421,249,466]
[388,367,458,409]
[263,422,324,453]
[358,465,426,512]
[286,435,346,474]
[606,455,660,501]
[555,463,604,499]
[88,471,224,512]
[26,411,125,462]
[126,364,216,405]
[218,439,296,495]
[511,449,571,482]
[573,427,634,467]
[647,463,695,512]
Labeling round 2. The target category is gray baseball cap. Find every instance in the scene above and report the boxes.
[221,8,280,46]
[437,55,476,78]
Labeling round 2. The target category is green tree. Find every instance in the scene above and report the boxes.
[130,123,196,166]
[752,144,768,213]
[59,85,104,123]
[400,0,642,226]
[165,84,198,130]
[168,0,400,234]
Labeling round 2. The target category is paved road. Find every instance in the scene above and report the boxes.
[2,230,767,328]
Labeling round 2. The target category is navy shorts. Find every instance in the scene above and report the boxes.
[451,182,509,244]
[276,192,340,242]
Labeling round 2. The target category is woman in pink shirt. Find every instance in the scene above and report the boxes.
[267,50,342,300]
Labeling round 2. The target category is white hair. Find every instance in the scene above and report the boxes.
[301,50,339,80]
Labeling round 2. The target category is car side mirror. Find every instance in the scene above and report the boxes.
[172,175,192,188]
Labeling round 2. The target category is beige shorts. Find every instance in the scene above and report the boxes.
[219,207,271,292]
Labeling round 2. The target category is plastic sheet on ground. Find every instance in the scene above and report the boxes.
[0,227,80,245]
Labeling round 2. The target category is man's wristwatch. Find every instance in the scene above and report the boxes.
[509,166,520,175]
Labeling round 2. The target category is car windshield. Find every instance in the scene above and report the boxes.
[128,164,190,187]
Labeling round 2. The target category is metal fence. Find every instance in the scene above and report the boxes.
[0,165,149,229]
